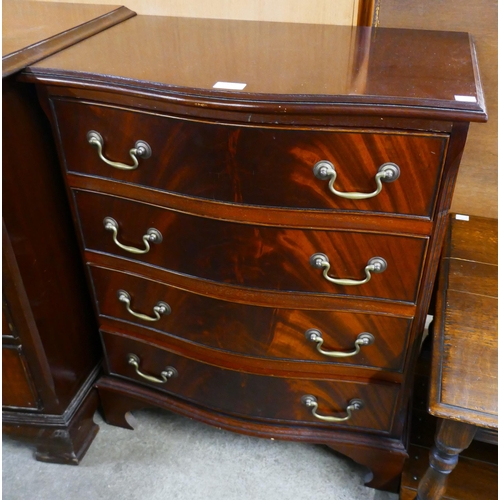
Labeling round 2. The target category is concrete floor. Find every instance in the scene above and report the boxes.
[3,409,399,500]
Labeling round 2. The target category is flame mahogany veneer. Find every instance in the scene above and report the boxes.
[23,15,486,491]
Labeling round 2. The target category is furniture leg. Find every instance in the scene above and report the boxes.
[416,419,477,499]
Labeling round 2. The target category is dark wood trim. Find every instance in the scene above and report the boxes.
[66,173,435,235]
[36,84,457,133]
[21,70,487,123]
[2,364,100,426]
[96,375,408,491]
[357,0,376,26]
[2,7,135,78]
[98,320,405,383]
[86,253,417,317]
[3,367,100,465]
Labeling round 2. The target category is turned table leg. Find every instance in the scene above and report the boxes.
[416,419,477,500]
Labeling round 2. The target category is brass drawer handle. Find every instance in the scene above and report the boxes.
[127,353,178,384]
[305,329,375,358]
[301,395,364,423]
[313,161,400,200]
[103,217,162,255]
[309,253,387,286]
[87,130,152,170]
[117,290,171,322]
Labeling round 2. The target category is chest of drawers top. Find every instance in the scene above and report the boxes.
[23,15,485,124]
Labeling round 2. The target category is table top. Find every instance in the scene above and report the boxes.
[23,15,486,122]
[430,215,498,429]
[2,0,134,77]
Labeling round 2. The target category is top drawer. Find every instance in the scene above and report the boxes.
[51,98,448,218]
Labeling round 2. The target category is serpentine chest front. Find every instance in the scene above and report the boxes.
[24,16,486,491]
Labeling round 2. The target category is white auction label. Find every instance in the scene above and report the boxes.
[213,81,247,90]
[454,95,477,103]
[455,214,470,221]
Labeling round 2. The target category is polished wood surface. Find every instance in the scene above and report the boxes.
[29,15,486,490]
[74,189,427,302]
[102,329,400,433]
[2,0,134,77]
[2,1,134,463]
[2,347,39,409]
[25,16,486,121]
[89,265,412,372]
[377,0,497,219]
[34,0,367,25]
[3,80,100,409]
[53,97,448,217]
[430,215,497,427]
[89,251,417,318]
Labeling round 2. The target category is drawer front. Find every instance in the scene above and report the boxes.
[75,190,427,302]
[102,330,400,432]
[53,98,447,217]
[90,265,412,371]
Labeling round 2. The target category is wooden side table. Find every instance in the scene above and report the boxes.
[416,215,498,499]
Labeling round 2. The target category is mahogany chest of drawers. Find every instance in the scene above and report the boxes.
[23,16,486,491]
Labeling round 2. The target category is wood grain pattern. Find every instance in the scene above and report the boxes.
[68,173,435,236]
[89,264,412,372]
[88,251,417,317]
[24,17,486,122]
[52,97,448,218]
[101,329,400,433]
[25,15,487,486]
[376,0,497,219]
[430,216,497,428]
[74,189,428,303]
[2,1,135,77]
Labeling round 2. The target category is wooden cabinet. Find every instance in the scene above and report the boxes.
[2,0,135,463]
[23,16,485,489]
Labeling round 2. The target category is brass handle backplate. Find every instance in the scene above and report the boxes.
[313,161,400,200]
[309,253,387,286]
[127,353,178,384]
[117,290,171,322]
[104,217,162,255]
[301,395,364,423]
[305,329,375,358]
[87,130,152,170]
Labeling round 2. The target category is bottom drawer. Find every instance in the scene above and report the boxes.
[102,330,400,433]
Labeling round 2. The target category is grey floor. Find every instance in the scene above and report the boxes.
[3,408,399,500]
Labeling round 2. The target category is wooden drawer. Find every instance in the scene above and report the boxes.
[75,190,427,303]
[53,98,447,218]
[89,265,412,372]
[102,329,400,433]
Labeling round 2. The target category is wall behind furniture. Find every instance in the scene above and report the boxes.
[376,0,498,219]
[34,0,368,25]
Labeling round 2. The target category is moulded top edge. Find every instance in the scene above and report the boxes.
[24,16,487,121]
